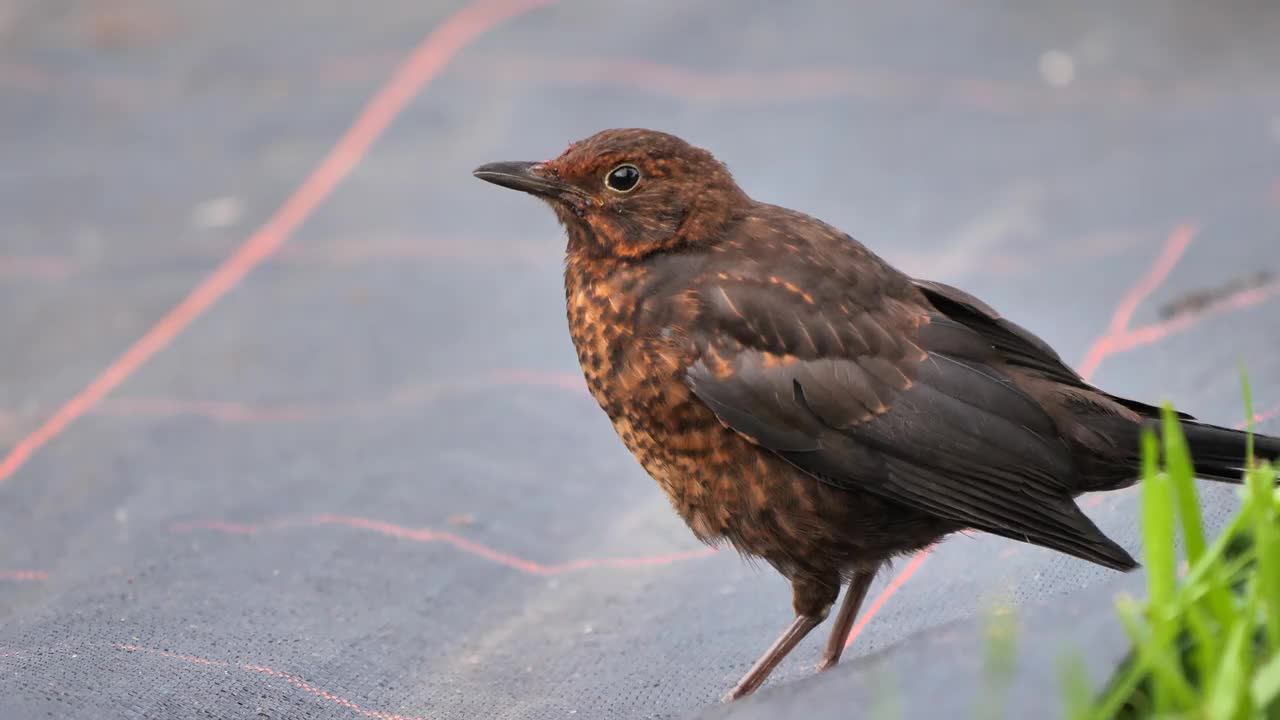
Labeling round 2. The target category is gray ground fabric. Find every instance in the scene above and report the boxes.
[2,1,1279,719]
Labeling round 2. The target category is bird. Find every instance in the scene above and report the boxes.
[473,128,1280,701]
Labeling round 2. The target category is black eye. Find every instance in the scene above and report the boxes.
[605,164,641,193]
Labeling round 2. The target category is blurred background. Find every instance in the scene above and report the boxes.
[1,1,1278,718]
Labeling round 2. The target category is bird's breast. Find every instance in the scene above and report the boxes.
[564,272,704,437]
[563,265,732,499]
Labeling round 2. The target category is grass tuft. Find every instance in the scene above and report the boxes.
[1068,381,1279,719]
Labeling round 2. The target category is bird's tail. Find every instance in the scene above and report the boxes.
[1151,419,1280,483]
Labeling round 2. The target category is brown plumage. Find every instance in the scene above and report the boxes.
[473,128,1280,701]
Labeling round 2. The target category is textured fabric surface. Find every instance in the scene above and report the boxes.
[1,1,1278,718]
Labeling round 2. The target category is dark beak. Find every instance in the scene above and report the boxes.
[472,161,575,199]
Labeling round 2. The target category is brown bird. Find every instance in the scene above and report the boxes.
[473,129,1280,701]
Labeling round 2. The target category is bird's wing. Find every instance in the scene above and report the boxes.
[912,278,1193,420]
[685,272,1136,570]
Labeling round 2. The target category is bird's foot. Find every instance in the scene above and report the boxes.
[719,682,753,703]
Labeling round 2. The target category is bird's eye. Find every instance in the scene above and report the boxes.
[604,164,641,193]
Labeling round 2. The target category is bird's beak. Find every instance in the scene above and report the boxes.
[472,161,576,199]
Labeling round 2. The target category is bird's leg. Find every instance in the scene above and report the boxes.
[721,613,824,702]
[816,567,878,671]
[721,576,837,702]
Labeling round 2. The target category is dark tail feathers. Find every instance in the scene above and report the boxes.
[1160,419,1280,483]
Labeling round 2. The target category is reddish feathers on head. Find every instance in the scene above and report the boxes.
[546,129,709,174]
[485,128,750,260]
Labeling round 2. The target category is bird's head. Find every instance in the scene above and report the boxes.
[474,128,748,260]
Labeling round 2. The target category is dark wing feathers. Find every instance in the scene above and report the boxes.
[688,358,822,453]
[913,278,1193,421]
[686,274,1137,571]
[911,279,1079,383]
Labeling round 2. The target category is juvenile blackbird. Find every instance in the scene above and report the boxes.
[473,129,1280,700]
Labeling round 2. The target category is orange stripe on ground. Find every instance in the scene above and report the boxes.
[0,0,552,486]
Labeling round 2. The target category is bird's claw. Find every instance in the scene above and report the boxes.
[720,686,750,703]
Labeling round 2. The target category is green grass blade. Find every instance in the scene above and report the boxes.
[1252,652,1280,707]
[1181,510,1252,595]
[1207,581,1258,720]
[1058,655,1093,720]
[1090,600,1156,720]
[1160,404,1238,636]
[1206,621,1250,720]
[1141,432,1176,605]
[1185,606,1222,698]
[1161,404,1207,564]
[1115,595,1198,709]
[978,606,1017,720]
[1089,660,1147,720]
[1215,551,1258,591]
[1248,461,1280,656]
[1140,430,1183,714]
